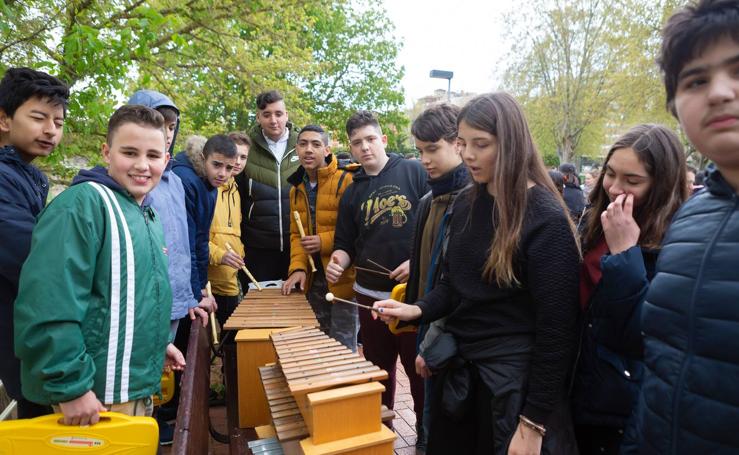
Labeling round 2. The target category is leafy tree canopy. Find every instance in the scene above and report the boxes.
[0,0,406,178]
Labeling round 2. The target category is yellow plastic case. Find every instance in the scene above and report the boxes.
[388,283,417,334]
[0,412,158,454]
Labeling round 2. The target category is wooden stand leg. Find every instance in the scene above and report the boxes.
[223,339,250,454]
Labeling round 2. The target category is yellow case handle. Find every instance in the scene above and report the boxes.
[388,283,417,334]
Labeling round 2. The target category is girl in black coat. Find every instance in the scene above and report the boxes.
[375,93,581,455]
[573,124,688,454]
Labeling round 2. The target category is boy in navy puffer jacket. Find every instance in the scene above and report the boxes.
[0,67,68,418]
[629,1,739,453]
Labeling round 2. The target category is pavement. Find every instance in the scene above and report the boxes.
[161,359,419,455]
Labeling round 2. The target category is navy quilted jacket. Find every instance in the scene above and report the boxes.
[0,146,49,399]
[630,166,739,454]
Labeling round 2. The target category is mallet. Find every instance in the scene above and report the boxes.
[225,242,262,291]
[325,292,380,313]
[293,211,318,272]
[205,281,219,348]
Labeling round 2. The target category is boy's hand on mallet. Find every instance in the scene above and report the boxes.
[200,291,218,313]
[59,390,107,426]
[300,235,321,254]
[221,250,245,270]
[388,260,410,283]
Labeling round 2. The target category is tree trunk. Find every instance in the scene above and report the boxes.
[558,138,574,165]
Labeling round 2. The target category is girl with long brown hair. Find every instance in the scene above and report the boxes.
[374,92,581,454]
[572,124,688,454]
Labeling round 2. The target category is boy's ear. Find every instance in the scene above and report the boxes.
[323,145,331,156]
[164,151,171,166]
[381,134,388,146]
[0,108,10,134]
[101,142,112,164]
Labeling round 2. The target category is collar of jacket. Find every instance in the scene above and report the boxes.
[0,145,22,164]
[704,164,738,199]
[72,165,155,208]
[0,145,48,193]
[287,154,338,187]
[219,175,237,190]
[249,121,298,153]
[183,144,207,178]
[428,163,470,197]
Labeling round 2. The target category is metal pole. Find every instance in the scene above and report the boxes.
[447,78,451,101]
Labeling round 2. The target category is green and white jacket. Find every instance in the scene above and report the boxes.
[15,168,172,405]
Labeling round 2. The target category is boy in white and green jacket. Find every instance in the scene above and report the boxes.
[14,105,182,425]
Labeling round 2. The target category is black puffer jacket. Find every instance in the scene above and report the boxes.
[630,166,739,454]
[235,122,300,252]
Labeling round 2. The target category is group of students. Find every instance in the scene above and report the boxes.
[0,1,738,454]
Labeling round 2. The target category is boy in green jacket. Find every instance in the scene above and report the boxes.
[14,105,182,426]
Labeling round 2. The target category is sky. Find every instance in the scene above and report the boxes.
[382,0,515,108]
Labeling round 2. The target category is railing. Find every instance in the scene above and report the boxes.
[172,319,212,454]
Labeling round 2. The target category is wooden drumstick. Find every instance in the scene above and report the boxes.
[367,259,393,273]
[293,211,318,272]
[225,242,262,291]
[325,292,379,313]
[354,266,390,276]
[205,281,219,348]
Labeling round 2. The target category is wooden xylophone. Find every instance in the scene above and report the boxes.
[259,327,396,455]
[223,288,319,331]
[223,288,320,428]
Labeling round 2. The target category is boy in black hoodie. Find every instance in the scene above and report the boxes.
[327,110,429,427]
[0,67,68,418]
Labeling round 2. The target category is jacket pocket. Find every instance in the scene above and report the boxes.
[82,296,108,355]
[574,334,642,425]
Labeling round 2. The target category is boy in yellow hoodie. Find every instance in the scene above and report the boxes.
[281,125,358,349]
[208,132,250,325]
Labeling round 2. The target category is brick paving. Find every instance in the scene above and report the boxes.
[391,359,420,454]
[162,359,419,454]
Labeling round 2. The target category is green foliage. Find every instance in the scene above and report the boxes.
[299,1,406,146]
[503,0,681,165]
[0,0,407,179]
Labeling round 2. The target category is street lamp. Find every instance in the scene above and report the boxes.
[429,69,454,101]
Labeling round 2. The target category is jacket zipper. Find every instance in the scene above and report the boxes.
[143,206,163,371]
[276,158,283,251]
[669,197,737,452]
[298,184,316,283]
[299,185,314,235]
[277,146,296,252]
